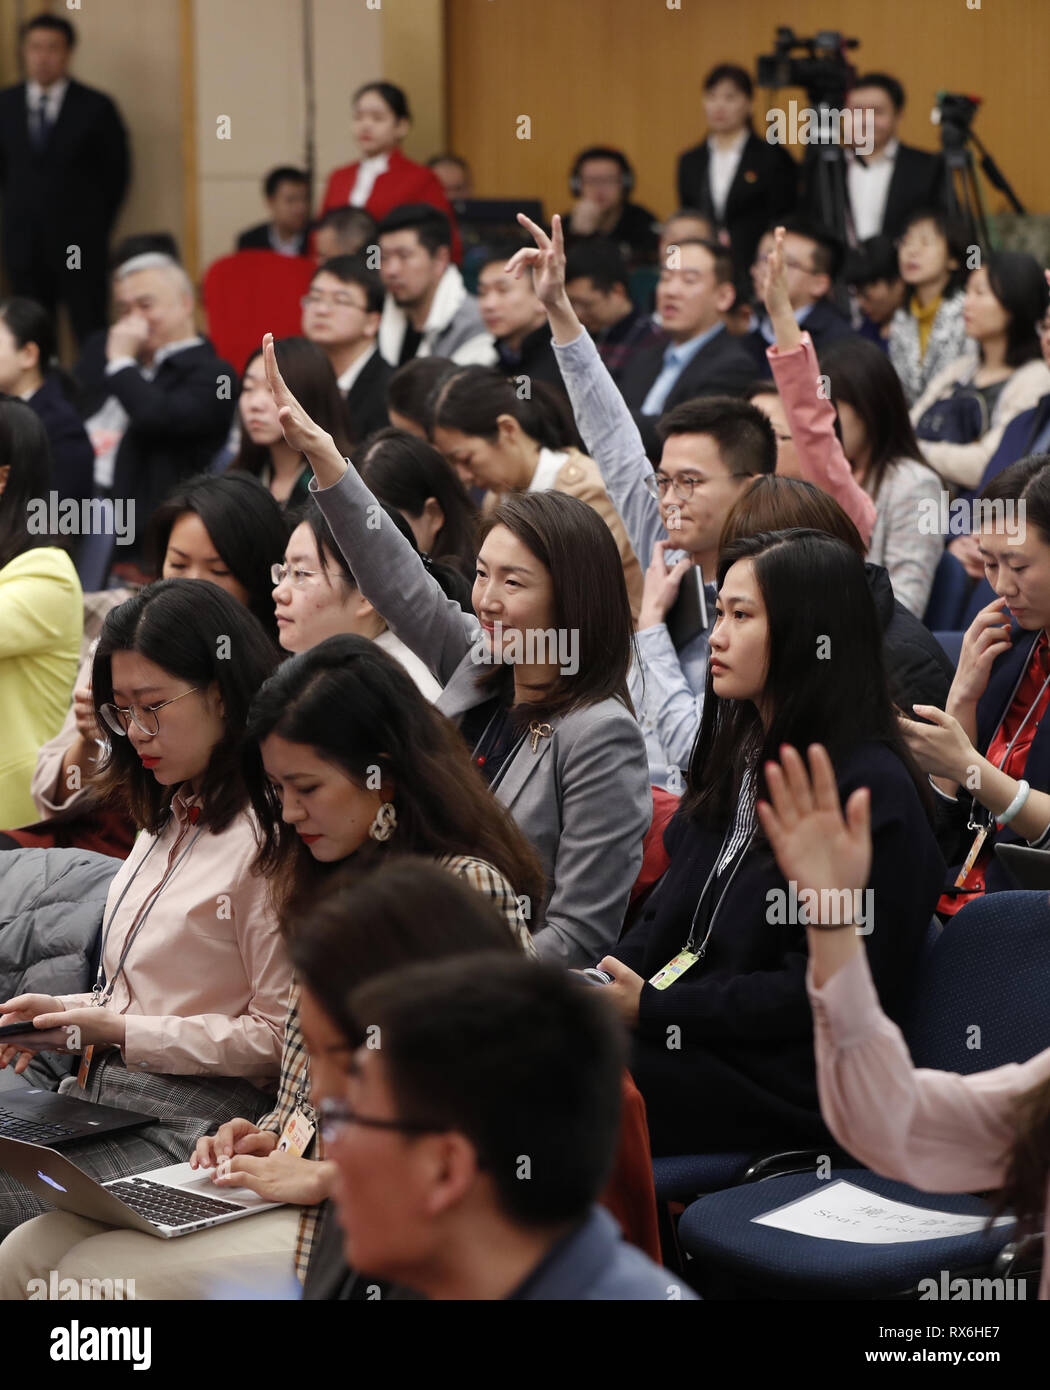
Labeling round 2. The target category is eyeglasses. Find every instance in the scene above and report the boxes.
[644,471,752,502]
[300,292,369,312]
[271,561,320,589]
[319,1096,441,1142]
[99,687,201,738]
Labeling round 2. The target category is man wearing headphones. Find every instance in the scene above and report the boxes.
[561,147,660,271]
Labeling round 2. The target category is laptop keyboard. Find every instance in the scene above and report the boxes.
[0,1108,75,1144]
[106,1177,247,1226]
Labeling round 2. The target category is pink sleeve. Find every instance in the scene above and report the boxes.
[767,333,878,548]
[808,948,1050,1193]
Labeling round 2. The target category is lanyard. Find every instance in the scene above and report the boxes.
[92,819,204,1007]
[682,825,756,957]
[969,643,1050,831]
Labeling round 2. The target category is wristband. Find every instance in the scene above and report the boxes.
[997,780,1030,827]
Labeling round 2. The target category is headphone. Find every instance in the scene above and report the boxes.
[570,147,635,197]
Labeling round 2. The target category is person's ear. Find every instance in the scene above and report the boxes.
[351,589,375,621]
[393,116,411,144]
[495,414,521,449]
[433,245,452,275]
[417,1131,480,1220]
[421,496,445,533]
[714,280,737,316]
[363,310,381,342]
[0,464,9,498]
[810,272,832,301]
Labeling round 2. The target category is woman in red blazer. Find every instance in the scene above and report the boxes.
[321,81,462,262]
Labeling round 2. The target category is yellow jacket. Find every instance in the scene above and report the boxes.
[0,546,83,827]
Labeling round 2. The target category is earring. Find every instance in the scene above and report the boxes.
[368,801,397,842]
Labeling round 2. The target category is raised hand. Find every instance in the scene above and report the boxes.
[262,332,347,488]
[505,213,568,307]
[763,225,796,334]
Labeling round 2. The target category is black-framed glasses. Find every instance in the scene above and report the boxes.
[300,291,369,312]
[98,687,201,738]
[319,1096,441,1142]
[644,470,751,502]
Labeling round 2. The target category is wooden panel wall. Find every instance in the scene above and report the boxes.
[446,0,1049,225]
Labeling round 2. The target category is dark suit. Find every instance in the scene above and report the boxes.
[74,339,236,561]
[344,348,392,446]
[25,375,93,503]
[236,222,309,257]
[613,741,944,1154]
[495,324,567,396]
[744,298,856,376]
[618,325,757,457]
[0,79,129,343]
[800,143,945,243]
[677,132,798,282]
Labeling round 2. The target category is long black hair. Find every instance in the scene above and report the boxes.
[982,251,1049,369]
[243,634,545,923]
[143,472,289,640]
[0,396,54,568]
[92,579,281,834]
[818,337,930,500]
[233,337,353,475]
[359,426,478,578]
[683,529,929,826]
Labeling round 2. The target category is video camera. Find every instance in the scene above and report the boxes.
[757,26,859,108]
[931,91,982,149]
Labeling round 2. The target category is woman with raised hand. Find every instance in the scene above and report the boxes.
[759,742,1050,1299]
[0,580,289,1240]
[258,332,651,968]
[596,528,944,1157]
[763,224,944,618]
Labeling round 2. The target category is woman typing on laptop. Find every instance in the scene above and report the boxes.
[0,581,290,1241]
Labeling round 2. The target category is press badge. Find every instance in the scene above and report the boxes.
[649,950,700,991]
[953,826,989,888]
[276,1108,316,1156]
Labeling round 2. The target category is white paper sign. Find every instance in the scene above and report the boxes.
[751,1180,1012,1244]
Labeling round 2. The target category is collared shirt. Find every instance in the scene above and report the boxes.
[349,153,390,208]
[26,77,69,131]
[336,344,377,394]
[640,323,726,416]
[756,303,813,345]
[56,789,290,1079]
[706,130,749,222]
[847,138,899,241]
[92,338,205,489]
[527,446,568,493]
[268,226,304,256]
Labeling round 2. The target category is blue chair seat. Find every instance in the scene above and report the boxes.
[678,1169,1015,1296]
[652,1152,753,1203]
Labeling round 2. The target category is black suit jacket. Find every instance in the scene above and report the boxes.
[677,132,798,281]
[236,221,309,257]
[744,298,856,376]
[618,325,757,456]
[0,79,129,270]
[26,374,94,503]
[75,340,236,556]
[799,142,945,242]
[344,348,392,446]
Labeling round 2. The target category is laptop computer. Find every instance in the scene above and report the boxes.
[0,1136,282,1237]
[0,1089,155,1148]
[994,842,1050,891]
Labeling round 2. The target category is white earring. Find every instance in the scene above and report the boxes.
[368,801,397,842]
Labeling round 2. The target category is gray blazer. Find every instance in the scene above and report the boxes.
[310,466,652,968]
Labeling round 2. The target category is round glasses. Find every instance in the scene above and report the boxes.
[98,687,201,738]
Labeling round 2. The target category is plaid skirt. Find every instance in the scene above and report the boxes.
[0,1053,275,1240]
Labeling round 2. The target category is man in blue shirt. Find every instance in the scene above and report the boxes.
[322,955,696,1301]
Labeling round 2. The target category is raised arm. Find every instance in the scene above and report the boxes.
[506,215,666,570]
[263,333,476,683]
[763,226,877,547]
[758,743,1050,1193]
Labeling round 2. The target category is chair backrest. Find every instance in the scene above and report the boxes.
[201,250,316,375]
[907,890,1050,1073]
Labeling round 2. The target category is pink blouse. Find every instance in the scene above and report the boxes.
[767,333,878,547]
[808,947,1050,1298]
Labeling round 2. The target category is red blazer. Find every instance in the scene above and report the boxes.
[320,147,462,262]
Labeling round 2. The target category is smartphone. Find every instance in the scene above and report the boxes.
[579,968,614,986]
[665,566,708,652]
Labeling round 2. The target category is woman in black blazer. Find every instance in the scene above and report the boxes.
[0,298,93,502]
[597,529,945,1155]
[676,64,797,283]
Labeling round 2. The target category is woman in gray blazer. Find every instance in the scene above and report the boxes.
[261,334,652,968]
